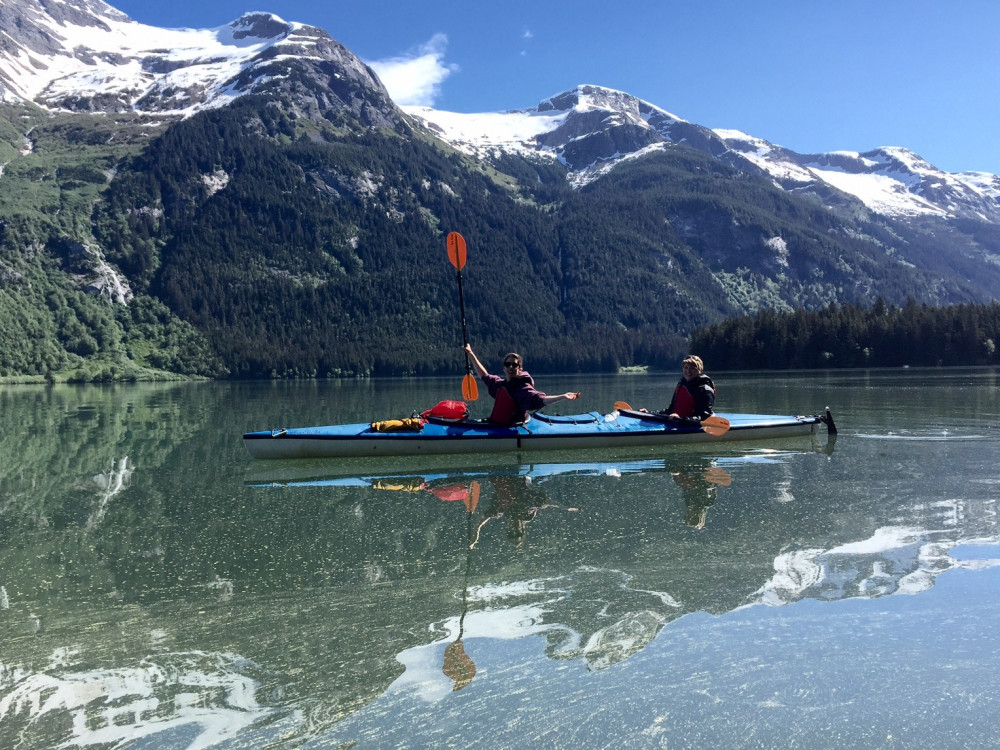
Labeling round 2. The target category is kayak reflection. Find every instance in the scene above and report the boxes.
[250,455,746,532]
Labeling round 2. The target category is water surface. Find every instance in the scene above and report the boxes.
[1,369,998,748]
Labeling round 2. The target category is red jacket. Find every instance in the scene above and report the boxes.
[481,371,546,425]
[664,374,716,420]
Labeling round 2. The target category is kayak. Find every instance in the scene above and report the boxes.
[242,407,836,460]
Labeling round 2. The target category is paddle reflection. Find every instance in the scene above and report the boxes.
[427,474,566,690]
[442,480,480,691]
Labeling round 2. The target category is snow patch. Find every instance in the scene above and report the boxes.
[404,105,569,159]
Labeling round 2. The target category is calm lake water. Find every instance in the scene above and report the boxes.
[2,369,999,749]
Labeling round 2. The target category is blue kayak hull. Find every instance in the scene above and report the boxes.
[243,410,824,459]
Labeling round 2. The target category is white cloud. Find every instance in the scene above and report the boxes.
[367,33,457,107]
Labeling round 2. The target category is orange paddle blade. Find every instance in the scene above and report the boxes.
[443,640,476,691]
[466,480,481,514]
[702,415,730,437]
[447,232,467,270]
[462,373,479,401]
[704,466,732,486]
[613,401,631,411]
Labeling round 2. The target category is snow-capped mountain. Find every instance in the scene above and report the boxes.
[4,0,997,224]
[0,0,393,121]
[716,130,1000,222]
[405,85,728,189]
[405,85,1000,223]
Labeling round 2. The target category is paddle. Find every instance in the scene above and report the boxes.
[700,416,731,437]
[703,466,733,486]
[447,231,478,401]
[613,401,730,436]
[443,479,480,691]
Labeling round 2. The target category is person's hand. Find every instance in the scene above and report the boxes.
[565,392,581,400]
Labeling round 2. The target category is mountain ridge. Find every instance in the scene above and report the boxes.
[404,84,1000,224]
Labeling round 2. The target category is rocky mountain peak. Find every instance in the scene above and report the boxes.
[229,12,292,42]
[0,0,399,126]
[539,85,644,118]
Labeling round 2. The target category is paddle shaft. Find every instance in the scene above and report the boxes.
[456,266,480,400]
[456,266,471,370]
[447,232,478,400]
[613,401,730,436]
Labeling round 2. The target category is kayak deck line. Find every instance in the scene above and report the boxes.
[243,408,835,460]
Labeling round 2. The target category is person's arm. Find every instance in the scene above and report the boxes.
[517,383,580,413]
[693,383,715,421]
[464,344,489,378]
[539,392,581,406]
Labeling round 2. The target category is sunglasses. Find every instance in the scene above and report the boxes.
[504,361,520,368]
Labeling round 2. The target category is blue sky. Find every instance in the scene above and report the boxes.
[110,0,1000,175]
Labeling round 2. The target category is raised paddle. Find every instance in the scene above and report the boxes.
[613,401,730,436]
[447,231,478,401]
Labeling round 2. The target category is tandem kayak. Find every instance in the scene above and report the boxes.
[242,407,837,460]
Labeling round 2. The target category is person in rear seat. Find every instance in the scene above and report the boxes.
[658,355,715,423]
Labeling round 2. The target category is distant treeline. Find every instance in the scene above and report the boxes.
[690,300,1000,370]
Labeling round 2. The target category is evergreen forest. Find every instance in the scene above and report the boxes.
[691,300,1000,370]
